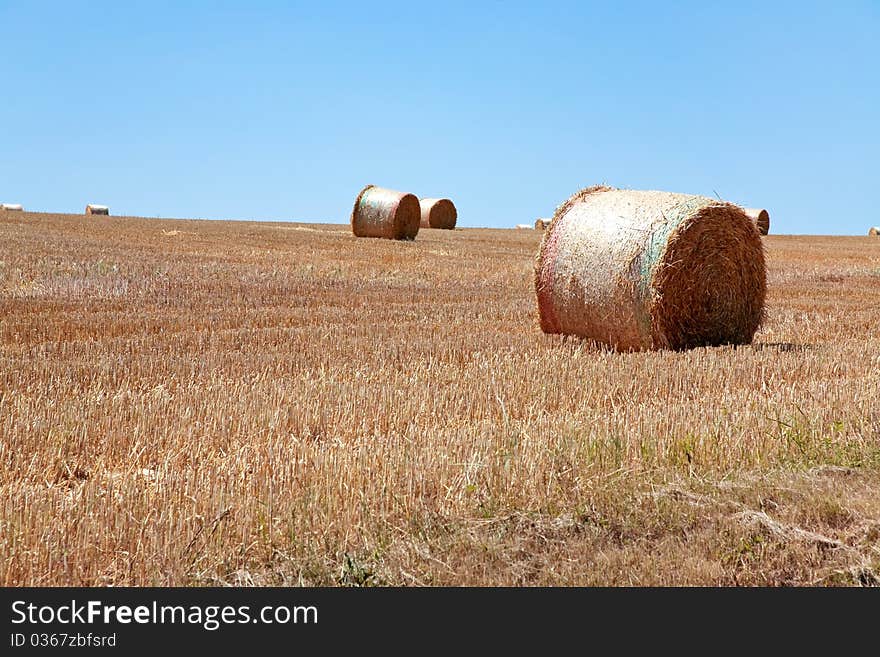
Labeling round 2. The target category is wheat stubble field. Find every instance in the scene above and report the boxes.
[1,211,879,586]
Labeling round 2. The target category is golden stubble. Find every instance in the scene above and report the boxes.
[1,213,878,585]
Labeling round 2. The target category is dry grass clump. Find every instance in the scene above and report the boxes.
[419,198,457,230]
[743,208,770,235]
[535,186,767,351]
[351,185,420,240]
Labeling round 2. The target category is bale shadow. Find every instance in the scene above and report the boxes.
[751,342,818,353]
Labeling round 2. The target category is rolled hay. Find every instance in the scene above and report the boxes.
[743,207,770,235]
[515,223,532,229]
[86,204,109,215]
[869,227,879,236]
[535,218,551,231]
[535,186,767,351]
[1,203,23,211]
[351,185,420,240]
[419,197,457,229]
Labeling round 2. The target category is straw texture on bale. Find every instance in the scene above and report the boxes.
[419,198,457,229]
[86,204,109,215]
[869,227,879,236]
[535,186,767,351]
[743,207,770,235]
[351,185,420,240]
[535,218,550,231]
[1,203,23,211]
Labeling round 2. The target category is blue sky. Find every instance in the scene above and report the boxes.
[0,1,877,234]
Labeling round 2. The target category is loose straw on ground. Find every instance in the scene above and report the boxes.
[350,185,420,240]
[535,185,767,351]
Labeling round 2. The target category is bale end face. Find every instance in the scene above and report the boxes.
[650,203,766,350]
[419,198,457,229]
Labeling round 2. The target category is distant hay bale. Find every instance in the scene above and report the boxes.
[869,227,879,236]
[515,224,532,229]
[742,207,770,235]
[86,204,110,216]
[534,218,550,231]
[535,185,767,351]
[419,198,457,229]
[351,185,420,240]
[1,203,23,211]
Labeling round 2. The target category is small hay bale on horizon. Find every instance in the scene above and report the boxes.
[1,203,23,211]
[86,204,110,216]
[350,185,420,240]
[534,218,550,231]
[869,226,879,236]
[535,185,767,351]
[515,223,532,229]
[419,197,457,229]
[742,207,770,235]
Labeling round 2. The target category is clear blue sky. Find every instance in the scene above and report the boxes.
[1,1,877,234]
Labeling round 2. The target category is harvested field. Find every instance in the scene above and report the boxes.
[1,211,879,586]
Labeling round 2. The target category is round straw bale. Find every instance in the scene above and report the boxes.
[535,186,767,351]
[534,218,550,231]
[86,204,109,215]
[1,203,23,211]
[419,198,457,229]
[742,207,770,235]
[869,227,879,236]
[351,185,420,240]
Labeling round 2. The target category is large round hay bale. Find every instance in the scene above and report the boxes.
[534,186,767,351]
[742,207,770,235]
[419,198,457,229]
[869,227,879,236]
[351,185,420,240]
[86,204,109,216]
